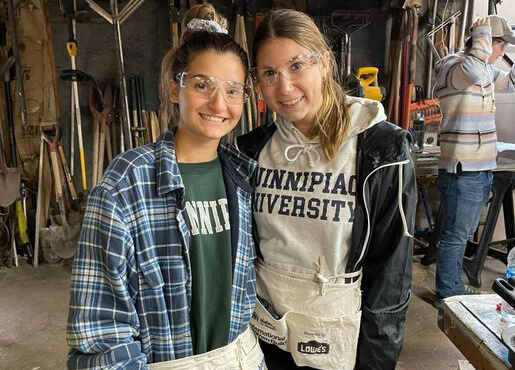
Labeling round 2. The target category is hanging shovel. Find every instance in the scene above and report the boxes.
[41,127,81,259]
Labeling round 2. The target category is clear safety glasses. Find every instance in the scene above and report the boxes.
[251,52,320,86]
[175,72,248,105]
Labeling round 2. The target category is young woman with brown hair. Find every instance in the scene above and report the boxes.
[67,4,264,369]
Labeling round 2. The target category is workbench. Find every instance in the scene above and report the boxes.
[442,294,513,370]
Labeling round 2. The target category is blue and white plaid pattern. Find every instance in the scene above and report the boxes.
[67,131,257,369]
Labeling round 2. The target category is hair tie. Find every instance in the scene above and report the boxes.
[186,18,228,34]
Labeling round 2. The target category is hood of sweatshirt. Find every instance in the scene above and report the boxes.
[274,96,387,167]
[345,96,387,137]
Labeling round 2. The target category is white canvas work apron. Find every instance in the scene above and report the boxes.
[250,258,362,370]
[148,327,266,370]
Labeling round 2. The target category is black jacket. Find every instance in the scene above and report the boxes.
[236,120,417,370]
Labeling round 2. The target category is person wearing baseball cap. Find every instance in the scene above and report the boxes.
[465,15,515,63]
[431,15,515,307]
[488,14,515,44]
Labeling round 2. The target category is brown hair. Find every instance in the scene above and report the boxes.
[253,9,350,161]
[158,4,247,126]
[181,3,228,33]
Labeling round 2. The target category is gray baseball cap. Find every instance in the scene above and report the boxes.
[487,15,515,44]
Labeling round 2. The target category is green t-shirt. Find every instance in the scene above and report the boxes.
[178,157,232,355]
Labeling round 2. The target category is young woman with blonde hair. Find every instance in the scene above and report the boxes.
[67,4,264,369]
[237,8,416,370]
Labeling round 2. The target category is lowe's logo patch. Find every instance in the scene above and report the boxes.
[297,340,330,354]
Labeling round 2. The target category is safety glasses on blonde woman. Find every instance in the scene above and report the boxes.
[251,52,320,86]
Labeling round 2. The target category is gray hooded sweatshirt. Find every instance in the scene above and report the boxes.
[253,96,387,278]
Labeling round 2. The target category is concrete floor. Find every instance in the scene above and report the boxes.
[397,255,505,370]
[0,255,506,370]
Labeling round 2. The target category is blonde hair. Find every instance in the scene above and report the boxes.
[158,4,235,126]
[253,9,350,161]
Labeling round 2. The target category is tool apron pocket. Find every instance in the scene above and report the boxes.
[287,310,361,370]
[148,328,266,370]
[251,260,362,370]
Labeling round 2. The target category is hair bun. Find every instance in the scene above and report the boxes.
[181,3,228,32]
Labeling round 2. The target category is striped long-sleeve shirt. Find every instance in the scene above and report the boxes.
[435,24,515,172]
[66,130,257,369]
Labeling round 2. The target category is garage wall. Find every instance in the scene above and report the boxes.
[46,0,420,187]
[48,0,168,184]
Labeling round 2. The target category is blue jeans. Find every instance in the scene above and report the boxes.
[436,169,493,299]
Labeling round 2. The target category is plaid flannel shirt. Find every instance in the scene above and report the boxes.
[67,130,257,369]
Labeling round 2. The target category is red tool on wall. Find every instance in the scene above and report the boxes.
[89,80,113,187]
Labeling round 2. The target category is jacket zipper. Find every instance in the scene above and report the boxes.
[353,159,410,271]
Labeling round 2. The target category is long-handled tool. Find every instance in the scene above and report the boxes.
[104,86,114,164]
[136,76,150,144]
[233,0,257,137]
[41,127,81,259]
[149,110,160,141]
[0,56,20,205]
[0,143,20,266]
[110,87,120,158]
[426,10,462,61]
[57,141,78,201]
[43,129,65,211]
[60,67,90,178]
[84,0,148,152]
[178,0,188,33]
[0,140,20,209]
[90,81,100,187]
[60,0,86,177]
[9,207,17,267]
[70,86,76,175]
[128,76,148,147]
[2,56,18,167]
[90,80,114,185]
[387,9,411,126]
[6,0,27,125]
[403,5,420,130]
[425,0,438,98]
[61,2,88,192]
[33,134,45,267]
[98,83,113,180]
[316,10,371,97]
[168,0,180,49]
[1,56,25,268]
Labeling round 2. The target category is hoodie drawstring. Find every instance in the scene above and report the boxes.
[284,127,321,167]
[489,72,496,113]
[285,144,321,167]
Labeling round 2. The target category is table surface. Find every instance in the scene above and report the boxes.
[443,294,514,370]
